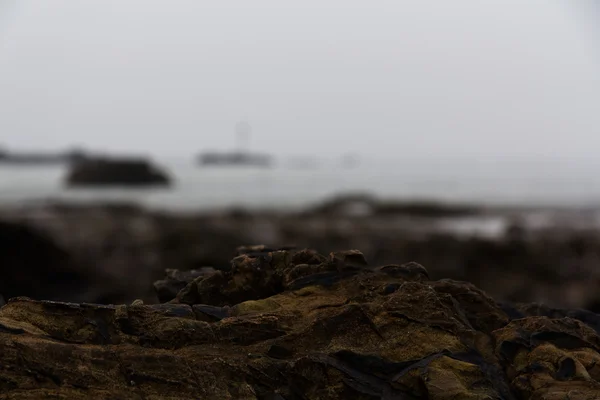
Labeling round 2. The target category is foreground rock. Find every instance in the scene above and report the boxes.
[65,157,171,187]
[1,248,599,399]
[153,267,215,303]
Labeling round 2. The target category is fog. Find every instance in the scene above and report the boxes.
[0,0,598,161]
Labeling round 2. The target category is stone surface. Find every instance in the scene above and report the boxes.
[1,247,600,398]
[153,267,215,303]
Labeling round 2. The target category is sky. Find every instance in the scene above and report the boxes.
[0,0,598,160]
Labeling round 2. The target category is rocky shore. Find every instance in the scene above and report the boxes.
[2,199,600,311]
[1,246,600,398]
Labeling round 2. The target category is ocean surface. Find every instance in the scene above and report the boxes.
[2,157,600,211]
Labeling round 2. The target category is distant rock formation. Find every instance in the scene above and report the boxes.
[197,151,273,168]
[197,121,273,168]
[65,157,171,187]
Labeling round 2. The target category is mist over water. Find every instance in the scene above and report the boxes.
[3,156,600,211]
[0,1,599,210]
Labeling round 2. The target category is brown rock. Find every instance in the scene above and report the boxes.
[1,247,600,398]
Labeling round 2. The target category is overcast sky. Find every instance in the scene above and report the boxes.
[0,0,598,159]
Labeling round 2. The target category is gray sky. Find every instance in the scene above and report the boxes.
[0,0,598,159]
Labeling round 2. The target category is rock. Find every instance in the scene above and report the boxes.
[236,244,277,256]
[291,248,327,265]
[6,202,600,309]
[500,302,600,335]
[65,157,171,187]
[433,278,509,333]
[329,249,369,269]
[493,317,600,398]
[0,220,94,302]
[2,247,600,397]
[378,262,430,281]
[236,245,298,257]
[153,267,215,303]
[306,193,480,218]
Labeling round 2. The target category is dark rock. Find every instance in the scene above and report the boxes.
[290,248,327,265]
[2,247,600,398]
[433,279,509,333]
[267,344,294,360]
[493,316,600,398]
[307,193,480,218]
[378,261,429,281]
[192,304,231,322]
[65,157,171,187]
[502,302,600,335]
[174,270,229,306]
[236,244,276,255]
[329,249,369,269]
[0,220,94,302]
[153,267,215,303]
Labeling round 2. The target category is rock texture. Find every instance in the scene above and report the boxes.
[1,247,599,399]
[153,267,215,303]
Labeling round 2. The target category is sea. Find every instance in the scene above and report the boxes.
[2,156,600,212]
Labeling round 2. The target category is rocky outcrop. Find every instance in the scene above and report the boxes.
[65,158,171,187]
[306,193,481,218]
[1,247,599,398]
[3,202,600,309]
[153,267,215,303]
[0,220,95,303]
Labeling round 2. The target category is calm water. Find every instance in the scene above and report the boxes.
[1,158,600,211]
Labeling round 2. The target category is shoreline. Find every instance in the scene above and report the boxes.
[2,196,600,310]
[6,194,600,234]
